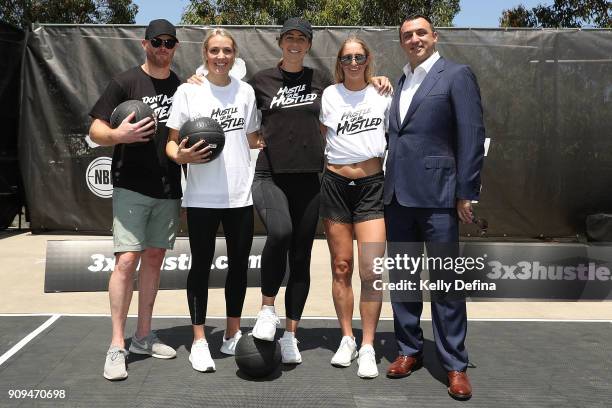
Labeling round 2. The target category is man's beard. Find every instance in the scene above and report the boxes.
[147,50,172,69]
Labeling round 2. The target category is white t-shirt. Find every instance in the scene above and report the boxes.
[320,83,391,165]
[167,77,260,208]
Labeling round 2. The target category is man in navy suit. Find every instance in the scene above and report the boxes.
[383,14,485,400]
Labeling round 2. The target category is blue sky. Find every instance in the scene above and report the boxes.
[134,0,546,27]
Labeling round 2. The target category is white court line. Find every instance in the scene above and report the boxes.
[0,314,61,367]
[0,313,610,323]
[465,318,612,323]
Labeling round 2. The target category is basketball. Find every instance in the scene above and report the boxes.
[109,100,156,144]
[235,333,281,378]
[178,117,225,162]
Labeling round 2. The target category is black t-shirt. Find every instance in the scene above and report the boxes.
[89,66,182,199]
[249,67,333,173]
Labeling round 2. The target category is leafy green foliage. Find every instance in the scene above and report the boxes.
[500,0,611,28]
[1,0,138,27]
[180,0,460,27]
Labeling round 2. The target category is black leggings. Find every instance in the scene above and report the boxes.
[252,171,320,321]
[186,206,254,325]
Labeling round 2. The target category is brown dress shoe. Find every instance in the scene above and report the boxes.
[447,370,472,400]
[386,354,423,378]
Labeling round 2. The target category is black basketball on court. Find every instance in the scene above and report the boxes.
[179,117,225,162]
[109,100,156,144]
[235,333,281,378]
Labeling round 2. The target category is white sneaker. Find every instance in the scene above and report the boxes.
[331,336,358,367]
[103,345,128,381]
[220,330,242,355]
[252,306,279,341]
[278,331,302,364]
[357,344,378,378]
[189,339,215,372]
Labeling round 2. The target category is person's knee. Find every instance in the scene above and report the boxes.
[113,252,140,279]
[360,271,379,292]
[141,247,166,268]
[332,257,353,285]
[360,261,384,301]
[267,223,292,248]
[359,258,379,282]
[290,243,314,265]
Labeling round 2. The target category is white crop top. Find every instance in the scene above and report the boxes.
[319,83,391,165]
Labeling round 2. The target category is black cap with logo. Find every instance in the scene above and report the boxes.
[145,19,177,41]
[280,17,313,40]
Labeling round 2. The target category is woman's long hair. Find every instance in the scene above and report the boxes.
[334,35,373,84]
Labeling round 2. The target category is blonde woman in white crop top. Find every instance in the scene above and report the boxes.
[319,35,391,379]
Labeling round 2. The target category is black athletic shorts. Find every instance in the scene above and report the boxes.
[320,170,384,224]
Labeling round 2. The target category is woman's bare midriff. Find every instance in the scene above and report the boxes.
[327,157,383,179]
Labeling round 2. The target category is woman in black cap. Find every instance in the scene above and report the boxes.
[248,18,391,364]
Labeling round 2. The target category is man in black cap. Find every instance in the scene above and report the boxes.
[89,19,182,381]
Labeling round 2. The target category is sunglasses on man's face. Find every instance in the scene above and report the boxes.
[338,54,368,66]
[150,37,178,49]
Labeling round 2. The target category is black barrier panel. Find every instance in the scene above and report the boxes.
[0,22,26,229]
[19,26,612,237]
[44,236,285,292]
[367,241,612,301]
[46,238,612,300]
[463,242,612,300]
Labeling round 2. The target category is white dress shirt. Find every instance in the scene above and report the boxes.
[399,51,440,122]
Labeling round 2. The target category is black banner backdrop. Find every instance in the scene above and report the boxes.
[18,25,612,237]
[45,237,612,300]
[0,22,26,228]
[45,237,270,292]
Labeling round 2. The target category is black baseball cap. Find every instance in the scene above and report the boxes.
[280,17,313,40]
[145,19,177,41]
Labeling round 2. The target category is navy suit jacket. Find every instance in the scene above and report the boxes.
[384,57,485,208]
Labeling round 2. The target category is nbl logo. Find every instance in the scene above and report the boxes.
[86,156,113,198]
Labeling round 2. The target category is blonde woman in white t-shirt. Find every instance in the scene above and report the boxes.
[319,36,392,379]
[166,29,264,373]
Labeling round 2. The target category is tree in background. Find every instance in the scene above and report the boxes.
[361,0,460,27]
[500,0,611,28]
[181,0,460,27]
[96,0,138,23]
[499,4,537,27]
[0,0,138,28]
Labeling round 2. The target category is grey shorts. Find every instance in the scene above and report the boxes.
[112,187,181,253]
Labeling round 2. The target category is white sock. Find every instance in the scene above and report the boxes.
[360,344,374,352]
[261,305,275,313]
[282,330,295,339]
